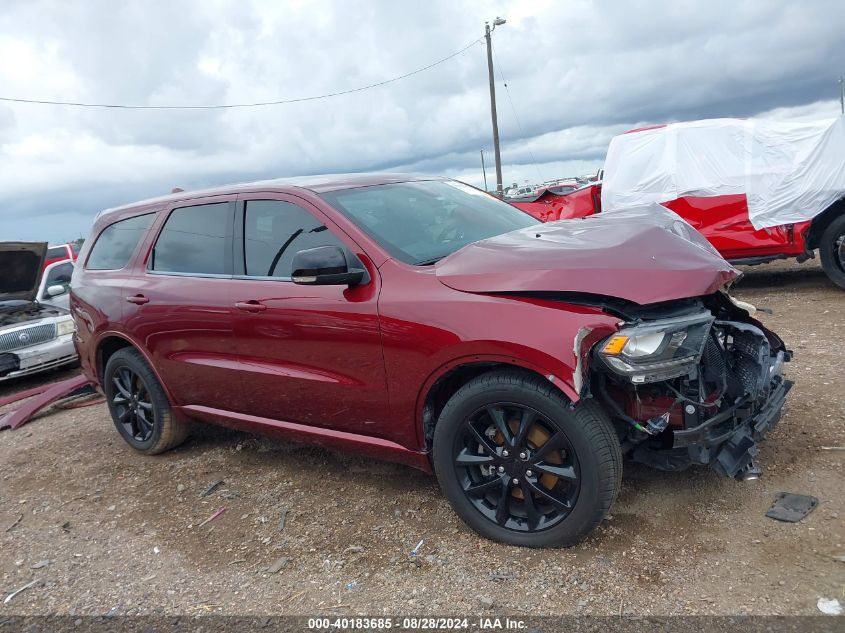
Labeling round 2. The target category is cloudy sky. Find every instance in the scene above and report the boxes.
[1,0,843,242]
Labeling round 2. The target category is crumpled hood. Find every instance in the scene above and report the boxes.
[0,242,47,302]
[436,204,739,305]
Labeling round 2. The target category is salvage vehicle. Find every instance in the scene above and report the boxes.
[43,242,79,272]
[71,175,792,547]
[513,118,845,289]
[1,243,78,381]
[39,259,74,310]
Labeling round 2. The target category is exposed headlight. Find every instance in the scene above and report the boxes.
[56,318,76,337]
[598,313,714,384]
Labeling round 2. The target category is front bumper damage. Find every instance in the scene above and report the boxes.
[633,375,792,478]
[592,294,793,480]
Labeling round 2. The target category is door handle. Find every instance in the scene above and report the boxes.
[125,294,150,305]
[235,300,267,313]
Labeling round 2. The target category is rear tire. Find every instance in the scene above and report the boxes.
[432,370,622,547]
[103,348,190,455]
[819,214,845,290]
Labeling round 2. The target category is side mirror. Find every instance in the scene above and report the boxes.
[47,284,68,297]
[291,246,367,286]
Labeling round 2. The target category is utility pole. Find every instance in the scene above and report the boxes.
[840,75,844,115]
[480,149,488,191]
[485,17,506,197]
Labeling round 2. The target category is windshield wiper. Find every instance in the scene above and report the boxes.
[414,255,446,266]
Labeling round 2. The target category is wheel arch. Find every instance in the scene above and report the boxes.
[95,333,180,405]
[417,355,579,450]
[804,198,845,250]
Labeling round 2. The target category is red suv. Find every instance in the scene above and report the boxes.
[71,175,792,547]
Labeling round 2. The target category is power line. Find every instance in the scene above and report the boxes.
[491,41,544,184]
[0,38,483,110]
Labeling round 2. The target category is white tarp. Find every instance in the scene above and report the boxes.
[601,117,845,230]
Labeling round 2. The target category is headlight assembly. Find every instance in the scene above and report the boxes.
[56,318,77,337]
[598,313,714,384]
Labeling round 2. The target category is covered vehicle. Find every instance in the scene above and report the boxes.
[513,118,845,289]
[1,242,78,381]
[72,175,790,547]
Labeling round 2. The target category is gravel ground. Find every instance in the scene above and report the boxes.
[0,259,842,616]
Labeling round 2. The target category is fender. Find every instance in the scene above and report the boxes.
[90,329,181,407]
[414,350,586,450]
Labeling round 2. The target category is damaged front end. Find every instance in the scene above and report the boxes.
[590,292,792,480]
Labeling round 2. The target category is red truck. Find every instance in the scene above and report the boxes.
[43,243,79,271]
[513,118,845,289]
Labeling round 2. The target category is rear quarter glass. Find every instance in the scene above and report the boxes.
[86,213,156,270]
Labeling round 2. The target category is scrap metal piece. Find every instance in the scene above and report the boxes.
[0,374,94,431]
[765,492,819,522]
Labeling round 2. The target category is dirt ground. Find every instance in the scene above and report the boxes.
[0,259,842,617]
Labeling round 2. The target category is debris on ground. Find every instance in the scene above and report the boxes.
[199,480,224,498]
[3,579,40,604]
[0,375,94,431]
[832,554,845,563]
[817,598,843,615]
[4,513,23,532]
[266,557,289,574]
[197,507,226,528]
[410,539,424,557]
[765,493,819,522]
[30,560,50,569]
[478,596,495,609]
[278,508,288,531]
[344,545,364,554]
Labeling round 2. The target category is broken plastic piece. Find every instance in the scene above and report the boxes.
[199,480,224,498]
[3,578,39,604]
[198,507,226,528]
[765,492,818,522]
[817,598,843,616]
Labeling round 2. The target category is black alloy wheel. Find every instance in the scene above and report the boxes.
[110,365,155,442]
[104,347,190,454]
[455,402,580,532]
[433,370,622,548]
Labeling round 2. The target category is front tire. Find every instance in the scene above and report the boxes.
[103,347,190,455]
[819,214,845,290]
[432,370,622,547]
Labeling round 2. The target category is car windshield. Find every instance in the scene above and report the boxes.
[320,180,538,265]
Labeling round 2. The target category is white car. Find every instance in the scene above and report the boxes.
[0,242,77,381]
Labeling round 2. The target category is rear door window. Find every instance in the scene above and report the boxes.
[150,203,232,275]
[242,200,344,278]
[86,213,155,270]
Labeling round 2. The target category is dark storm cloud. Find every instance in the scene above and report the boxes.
[1,0,843,241]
